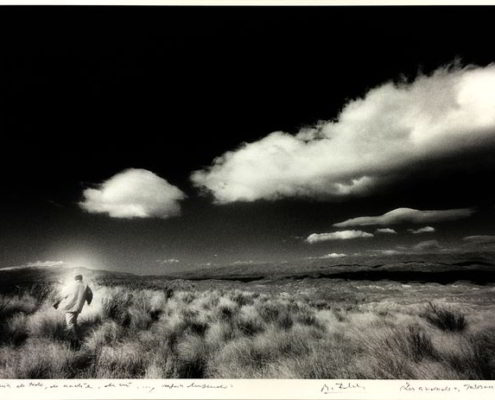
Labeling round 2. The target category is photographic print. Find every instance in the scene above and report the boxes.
[1,3,495,386]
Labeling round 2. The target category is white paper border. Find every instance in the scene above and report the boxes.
[1,379,495,399]
[0,1,494,400]
[0,1,495,6]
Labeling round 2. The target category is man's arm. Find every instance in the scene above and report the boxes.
[53,294,68,309]
[53,287,69,309]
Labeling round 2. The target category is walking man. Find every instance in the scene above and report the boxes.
[53,274,93,347]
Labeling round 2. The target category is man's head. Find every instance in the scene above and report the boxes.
[75,274,83,281]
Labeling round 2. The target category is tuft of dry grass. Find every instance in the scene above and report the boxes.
[0,338,73,378]
[422,302,467,332]
[94,341,148,378]
[26,307,67,340]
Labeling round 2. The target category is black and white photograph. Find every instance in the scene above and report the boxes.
[1,3,495,384]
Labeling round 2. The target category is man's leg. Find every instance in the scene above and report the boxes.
[65,312,80,348]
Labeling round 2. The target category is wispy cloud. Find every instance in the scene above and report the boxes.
[320,253,347,258]
[80,168,186,219]
[1,260,65,271]
[157,258,180,264]
[192,64,495,203]
[373,240,444,256]
[373,249,403,256]
[412,240,443,252]
[463,235,495,245]
[306,230,373,243]
[408,226,436,234]
[376,228,397,234]
[27,260,65,267]
[334,207,473,227]
[232,260,257,265]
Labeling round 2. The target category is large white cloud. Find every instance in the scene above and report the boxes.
[80,168,186,219]
[306,230,373,243]
[334,207,473,227]
[191,64,495,203]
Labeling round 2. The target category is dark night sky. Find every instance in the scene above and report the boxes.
[1,6,495,274]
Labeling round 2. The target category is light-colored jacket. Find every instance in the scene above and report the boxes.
[59,281,93,313]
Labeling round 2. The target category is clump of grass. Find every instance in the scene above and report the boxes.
[25,283,57,304]
[0,294,38,320]
[309,299,331,310]
[182,310,209,337]
[432,331,495,379]
[401,324,439,362]
[95,341,147,378]
[230,290,255,307]
[288,334,355,379]
[467,330,495,379]
[257,301,281,322]
[144,353,177,378]
[101,288,134,327]
[295,312,324,329]
[205,320,235,346]
[351,322,439,379]
[422,302,467,332]
[209,326,322,378]
[176,291,196,304]
[26,307,67,340]
[6,313,29,346]
[234,305,265,336]
[0,338,73,378]
[216,297,238,321]
[209,336,274,378]
[175,333,210,378]
[84,320,124,351]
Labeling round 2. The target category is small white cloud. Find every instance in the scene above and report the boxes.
[158,258,180,264]
[376,228,397,234]
[320,253,347,258]
[79,168,186,219]
[192,64,495,203]
[334,207,473,227]
[306,230,373,243]
[408,226,436,234]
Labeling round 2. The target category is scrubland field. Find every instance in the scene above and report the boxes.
[1,257,495,379]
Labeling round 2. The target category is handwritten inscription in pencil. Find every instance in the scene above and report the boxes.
[400,381,495,393]
[321,382,366,394]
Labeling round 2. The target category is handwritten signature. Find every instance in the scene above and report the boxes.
[321,382,366,394]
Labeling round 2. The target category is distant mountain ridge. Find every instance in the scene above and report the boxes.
[2,251,495,291]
